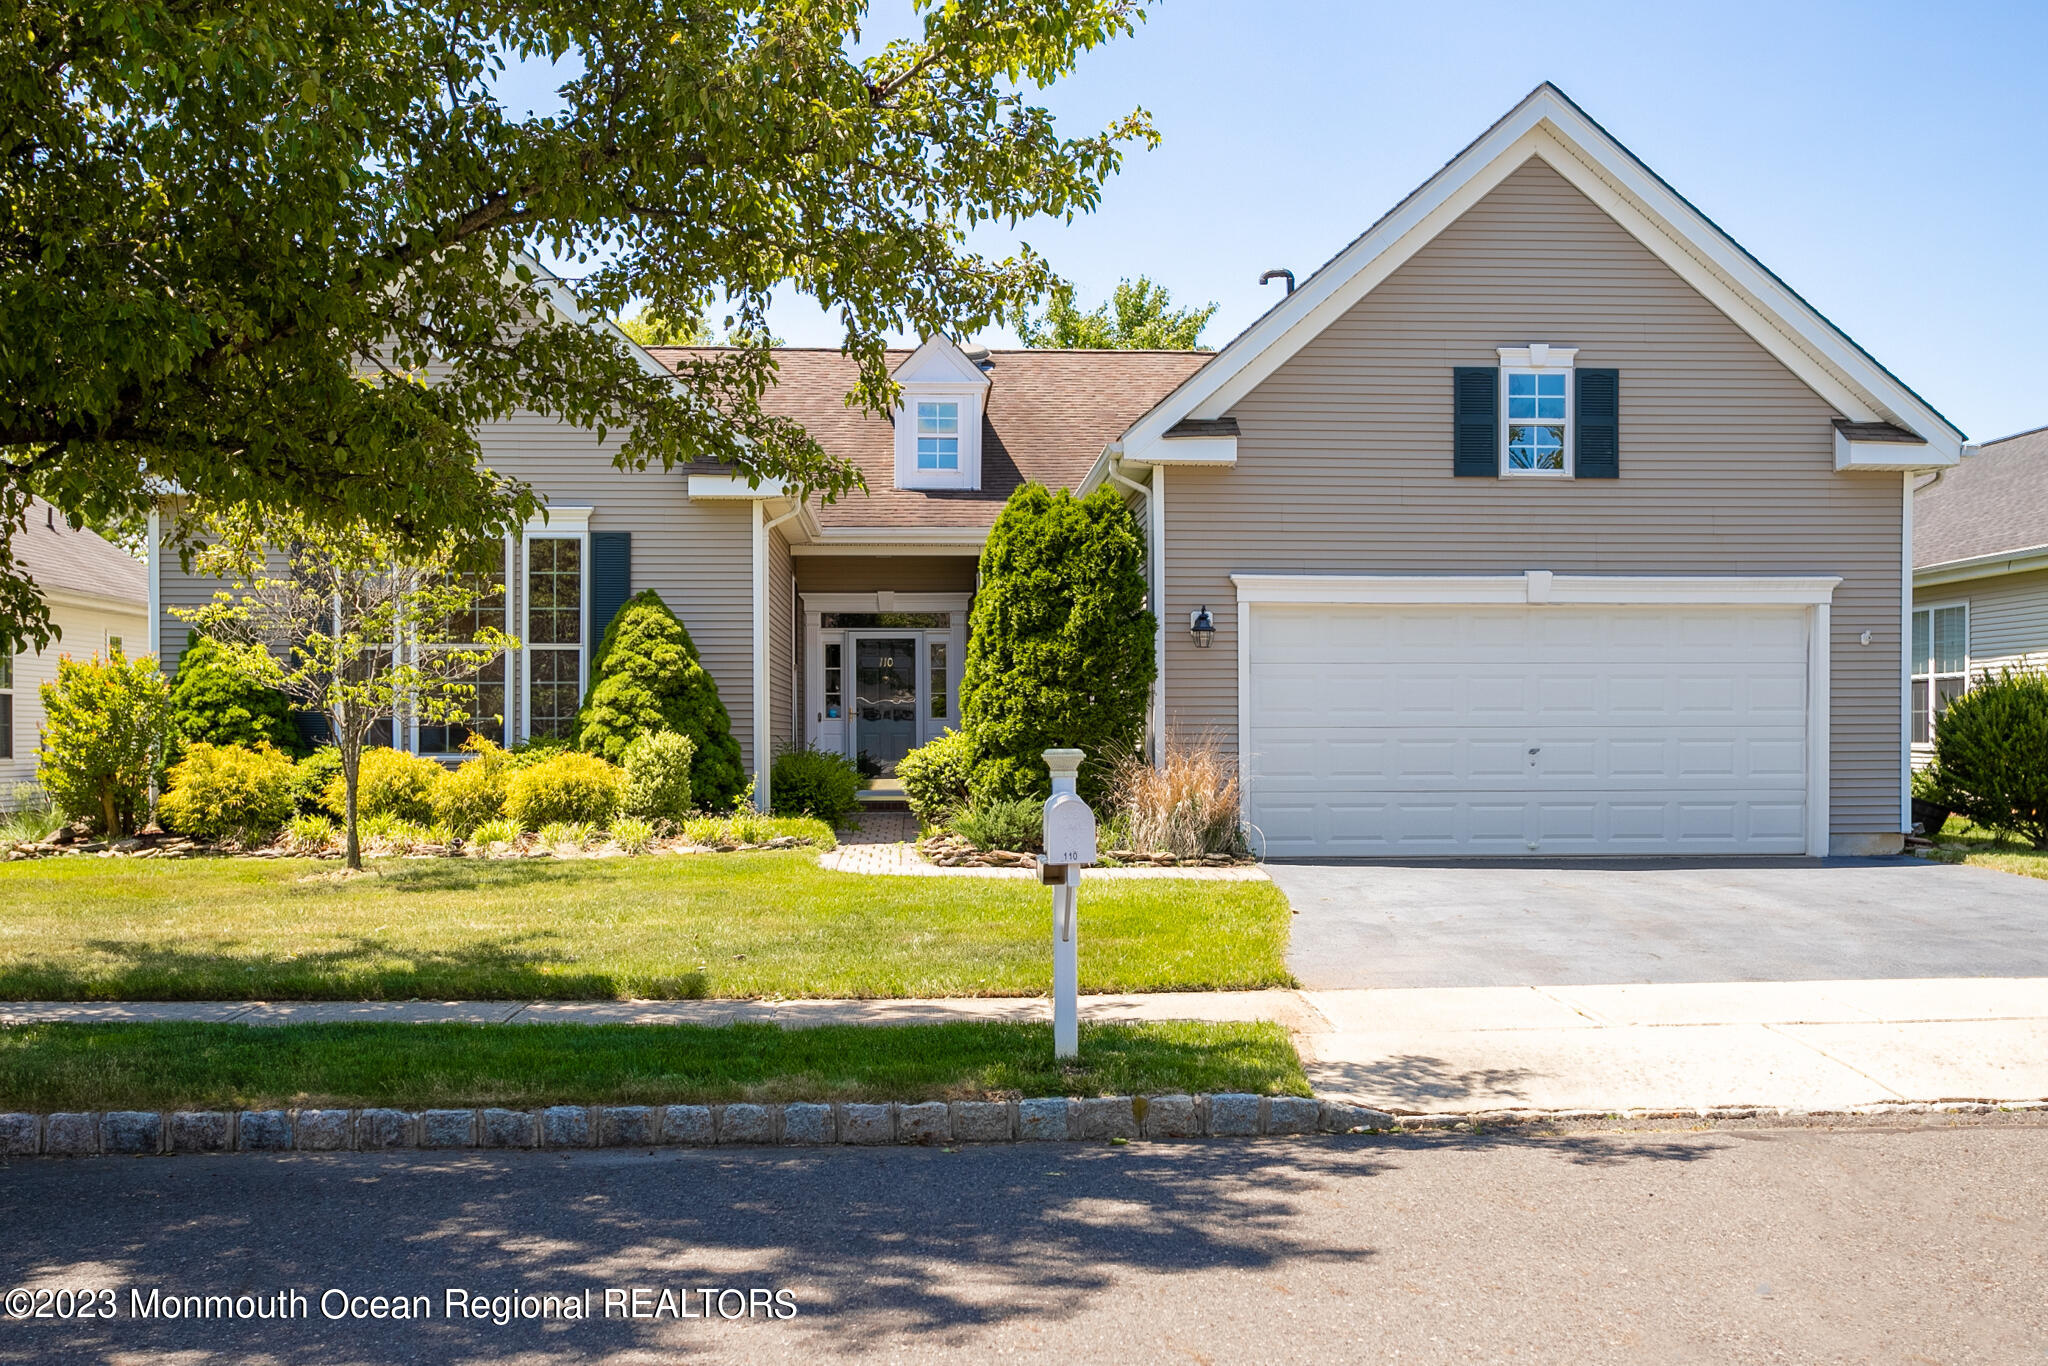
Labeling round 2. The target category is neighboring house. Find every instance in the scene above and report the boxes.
[4,498,150,803]
[147,84,1961,854]
[1910,423,2048,765]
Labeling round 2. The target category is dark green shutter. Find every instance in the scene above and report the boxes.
[591,531,631,642]
[1575,369,1619,479]
[1453,367,1499,477]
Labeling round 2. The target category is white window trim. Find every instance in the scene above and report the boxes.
[799,592,971,752]
[893,383,986,491]
[1229,571,1838,857]
[1909,600,1969,750]
[410,538,514,757]
[1496,345,1578,480]
[519,518,591,743]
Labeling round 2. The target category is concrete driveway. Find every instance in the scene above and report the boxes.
[1269,857,2048,989]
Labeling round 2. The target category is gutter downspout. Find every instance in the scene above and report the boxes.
[753,500,807,812]
[1103,445,1164,767]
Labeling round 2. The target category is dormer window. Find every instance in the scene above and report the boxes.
[892,336,990,491]
[916,402,961,471]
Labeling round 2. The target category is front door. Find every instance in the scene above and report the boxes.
[852,634,920,775]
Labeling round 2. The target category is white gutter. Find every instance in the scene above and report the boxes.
[1913,542,2048,589]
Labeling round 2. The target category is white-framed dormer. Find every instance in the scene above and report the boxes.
[892,336,991,492]
[1496,344,1578,478]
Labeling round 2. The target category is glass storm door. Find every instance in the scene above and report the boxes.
[852,635,919,775]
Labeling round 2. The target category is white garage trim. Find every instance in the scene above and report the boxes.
[1229,573,1841,857]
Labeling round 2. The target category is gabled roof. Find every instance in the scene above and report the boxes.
[1117,83,1963,464]
[1915,424,2048,572]
[649,347,1208,533]
[16,497,147,608]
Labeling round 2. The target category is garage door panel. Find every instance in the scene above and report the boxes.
[1247,602,1811,856]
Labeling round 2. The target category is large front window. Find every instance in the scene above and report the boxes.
[0,650,11,760]
[916,401,960,470]
[417,552,509,754]
[525,537,584,740]
[1911,604,1968,745]
[1504,370,1569,473]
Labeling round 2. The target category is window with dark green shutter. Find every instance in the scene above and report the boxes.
[1575,369,1620,478]
[591,531,632,643]
[1452,367,1499,476]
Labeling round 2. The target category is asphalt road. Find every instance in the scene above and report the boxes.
[3,1120,2044,1363]
[1269,856,2048,988]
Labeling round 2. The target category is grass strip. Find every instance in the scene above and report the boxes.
[0,851,1293,1000]
[0,1020,1310,1113]
[1921,819,2048,882]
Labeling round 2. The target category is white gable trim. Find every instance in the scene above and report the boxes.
[1121,86,1962,465]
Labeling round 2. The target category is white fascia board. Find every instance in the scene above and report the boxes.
[1121,86,1962,459]
[1914,545,2048,589]
[798,591,973,613]
[1835,428,1952,471]
[513,252,681,386]
[1230,572,1841,607]
[688,474,797,500]
[1122,433,1238,466]
[1077,443,1119,496]
[787,542,983,557]
[892,335,993,388]
[42,585,150,617]
[523,505,593,531]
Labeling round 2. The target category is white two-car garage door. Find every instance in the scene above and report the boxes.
[1246,602,1813,857]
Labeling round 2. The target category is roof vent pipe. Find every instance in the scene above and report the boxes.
[1259,269,1295,295]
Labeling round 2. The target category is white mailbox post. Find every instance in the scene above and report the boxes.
[1039,748,1096,1059]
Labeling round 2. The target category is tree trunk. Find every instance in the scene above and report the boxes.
[100,785,118,840]
[342,751,363,872]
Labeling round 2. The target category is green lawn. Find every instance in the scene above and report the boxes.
[1921,818,2048,881]
[0,1020,1309,1111]
[0,851,1292,1000]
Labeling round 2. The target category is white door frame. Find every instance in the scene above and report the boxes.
[800,592,971,759]
[1229,572,1842,857]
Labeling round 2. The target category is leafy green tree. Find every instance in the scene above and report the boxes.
[1018,276,1217,350]
[578,590,746,809]
[619,309,709,349]
[176,508,512,870]
[168,632,304,756]
[36,647,173,836]
[0,0,1157,656]
[960,483,1155,805]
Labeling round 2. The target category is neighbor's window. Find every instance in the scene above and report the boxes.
[0,650,12,760]
[526,536,584,740]
[1504,370,1569,474]
[916,401,960,471]
[929,641,948,720]
[1911,604,1968,745]
[823,641,843,720]
[106,636,122,655]
[417,550,509,754]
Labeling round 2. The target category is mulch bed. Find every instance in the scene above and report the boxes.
[915,833,1251,869]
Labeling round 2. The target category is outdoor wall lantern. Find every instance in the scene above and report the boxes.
[1189,606,1216,648]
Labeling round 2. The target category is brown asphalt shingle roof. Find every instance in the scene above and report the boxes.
[14,497,147,606]
[648,347,1212,530]
[1915,424,2048,569]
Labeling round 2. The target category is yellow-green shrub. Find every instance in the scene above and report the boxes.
[505,750,624,830]
[322,746,445,823]
[431,737,513,837]
[157,742,298,845]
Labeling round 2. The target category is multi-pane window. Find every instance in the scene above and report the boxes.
[417,555,509,754]
[1504,371,1569,473]
[1911,605,1968,745]
[928,641,948,720]
[0,650,12,760]
[916,401,960,470]
[526,537,584,740]
[822,641,843,720]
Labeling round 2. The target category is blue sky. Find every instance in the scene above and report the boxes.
[525,1,2048,442]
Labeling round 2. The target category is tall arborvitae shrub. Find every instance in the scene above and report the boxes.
[960,483,1156,806]
[168,631,304,756]
[575,590,745,809]
[1923,667,2048,848]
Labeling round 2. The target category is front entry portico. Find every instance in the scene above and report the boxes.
[802,592,969,775]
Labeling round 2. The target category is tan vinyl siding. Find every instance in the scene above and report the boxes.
[1918,569,2048,677]
[3,598,150,799]
[1163,156,1905,837]
[769,525,796,756]
[793,556,978,595]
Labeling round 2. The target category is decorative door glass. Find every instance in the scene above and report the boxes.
[855,636,918,774]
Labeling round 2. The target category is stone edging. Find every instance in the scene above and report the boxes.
[0,1096,1390,1157]
[1385,1097,2048,1128]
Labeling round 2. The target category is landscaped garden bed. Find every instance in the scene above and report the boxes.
[0,851,1295,1001]
[0,1019,1308,1113]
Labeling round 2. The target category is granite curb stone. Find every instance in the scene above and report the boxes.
[295,1110,351,1151]
[171,1111,230,1153]
[481,1109,537,1149]
[358,1108,411,1150]
[950,1100,1012,1142]
[541,1106,591,1148]
[104,1111,163,1155]
[840,1103,893,1145]
[419,1110,476,1149]
[1017,1097,1068,1141]
[899,1102,950,1144]
[782,1103,833,1145]
[718,1103,772,1145]
[0,1113,40,1156]
[238,1111,293,1151]
[45,1113,96,1156]
[662,1105,714,1145]
[599,1106,658,1148]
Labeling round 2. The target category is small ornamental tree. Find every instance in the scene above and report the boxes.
[168,631,304,756]
[960,484,1155,806]
[577,590,745,809]
[177,508,512,870]
[36,646,173,835]
[1922,668,2048,848]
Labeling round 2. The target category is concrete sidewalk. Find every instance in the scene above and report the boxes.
[7,980,2045,1115]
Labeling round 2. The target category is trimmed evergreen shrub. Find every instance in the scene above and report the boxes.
[432,738,514,838]
[36,647,173,836]
[158,742,298,845]
[321,746,444,824]
[897,728,974,825]
[960,483,1156,806]
[1922,668,2048,847]
[770,744,862,826]
[619,730,695,827]
[576,590,745,808]
[167,631,303,756]
[505,750,625,829]
[291,747,343,815]
[948,797,1043,853]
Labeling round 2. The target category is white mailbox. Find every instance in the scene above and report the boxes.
[1042,792,1097,868]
